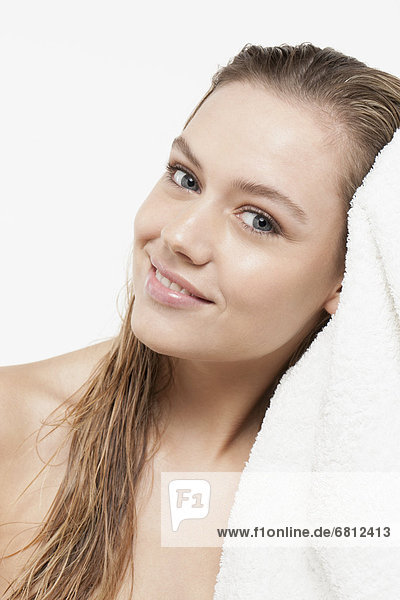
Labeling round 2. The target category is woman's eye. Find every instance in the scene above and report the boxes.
[239,210,279,236]
[165,163,200,193]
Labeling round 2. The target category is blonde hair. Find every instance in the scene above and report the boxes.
[3,42,400,599]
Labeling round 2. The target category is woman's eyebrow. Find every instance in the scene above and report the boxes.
[171,135,309,225]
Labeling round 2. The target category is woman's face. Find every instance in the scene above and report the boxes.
[131,82,345,362]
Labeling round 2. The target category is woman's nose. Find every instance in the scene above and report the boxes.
[160,198,216,261]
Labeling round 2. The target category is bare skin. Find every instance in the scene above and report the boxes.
[1,83,346,599]
[0,343,249,599]
[0,341,113,597]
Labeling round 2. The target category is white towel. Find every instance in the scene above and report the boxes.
[213,127,400,599]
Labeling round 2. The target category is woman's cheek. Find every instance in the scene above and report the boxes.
[134,197,169,241]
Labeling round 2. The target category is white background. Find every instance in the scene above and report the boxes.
[1,0,399,365]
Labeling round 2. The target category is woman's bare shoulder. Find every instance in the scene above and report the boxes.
[0,340,114,592]
[0,339,114,451]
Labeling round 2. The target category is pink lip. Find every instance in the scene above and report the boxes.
[145,265,214,309]
[149,257,212,302]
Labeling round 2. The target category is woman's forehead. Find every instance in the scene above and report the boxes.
[184,82,341,173]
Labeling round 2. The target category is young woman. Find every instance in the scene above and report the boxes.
[1,42,400,599]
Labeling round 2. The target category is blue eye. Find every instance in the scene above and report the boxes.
[164,161,281,237]
[165,162,200,192]
[239,210,279,236]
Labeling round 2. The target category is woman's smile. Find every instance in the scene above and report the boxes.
[145,264,214,309]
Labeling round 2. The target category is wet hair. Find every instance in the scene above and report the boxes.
[3,42,400,599]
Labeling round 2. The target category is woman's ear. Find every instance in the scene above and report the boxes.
[323,282,343,316]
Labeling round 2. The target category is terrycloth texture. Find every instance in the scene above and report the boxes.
[213,127,400,600]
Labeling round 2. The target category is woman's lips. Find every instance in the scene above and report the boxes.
[145,265,214,309]
[150,256,212,302]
